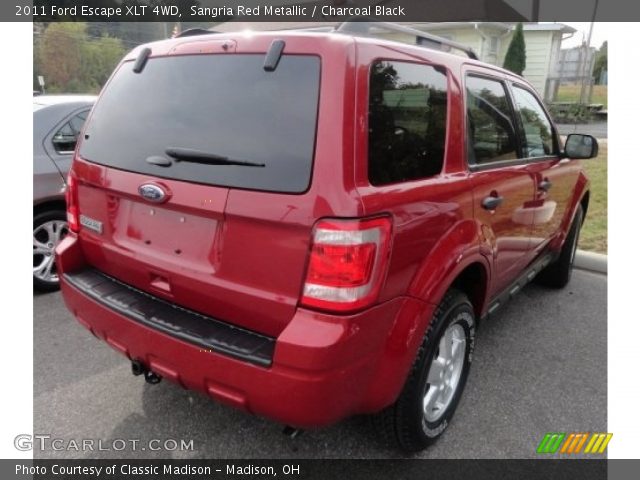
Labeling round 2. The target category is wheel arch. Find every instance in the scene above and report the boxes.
[449,261,489,319]
[34,198,67,218]
[361,224,491,412]
[551,171,590,251]
[407,218,492,318]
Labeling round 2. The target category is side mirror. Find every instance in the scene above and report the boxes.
[564,134,599,159]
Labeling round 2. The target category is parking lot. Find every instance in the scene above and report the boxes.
[34,269,606,459]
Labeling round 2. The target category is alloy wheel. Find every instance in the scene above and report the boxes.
[423,323,467,423]
[33,220,68,284]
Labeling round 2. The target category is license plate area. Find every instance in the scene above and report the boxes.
[112,198,219,266]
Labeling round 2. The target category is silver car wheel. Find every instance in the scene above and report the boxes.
[33,220,68,283]
[423,323,466,423]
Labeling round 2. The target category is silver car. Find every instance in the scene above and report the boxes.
[34,95,96,291]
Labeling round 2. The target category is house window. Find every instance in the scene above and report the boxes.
[488,36,500,55]
[417,34,453,53]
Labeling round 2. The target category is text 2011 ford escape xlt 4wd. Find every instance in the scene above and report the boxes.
[56,23,598,452]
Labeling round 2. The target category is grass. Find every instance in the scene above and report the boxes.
[578,142,607,253]
[555,84,608,107]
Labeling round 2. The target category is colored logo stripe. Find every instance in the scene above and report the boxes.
[537,433,612,454]
[560,433,589,454]
[537,433,566,453]
[584,433,613,454]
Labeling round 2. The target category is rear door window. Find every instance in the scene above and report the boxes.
[368,61,448,185]
[80,54,321,193]
[465,75,518,166]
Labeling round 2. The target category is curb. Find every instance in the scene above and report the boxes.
[574,250,607,274]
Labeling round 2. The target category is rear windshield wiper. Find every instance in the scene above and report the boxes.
[165,147,265,167]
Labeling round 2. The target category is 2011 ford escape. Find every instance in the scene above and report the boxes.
[56,23,598,452]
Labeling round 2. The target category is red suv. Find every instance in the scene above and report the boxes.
[57,23,598,452]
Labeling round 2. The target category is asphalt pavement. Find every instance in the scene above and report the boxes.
[33,269,606,459]
[557,122,607,139]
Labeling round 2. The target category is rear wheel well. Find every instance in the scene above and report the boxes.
[34,199,66,217]
[450,262,487,319]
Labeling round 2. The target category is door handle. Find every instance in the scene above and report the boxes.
[482,195,504,210]
[538,179,553,192]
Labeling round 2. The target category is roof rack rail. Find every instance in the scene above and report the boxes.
[174,28,218,39]
[335,21,478,60]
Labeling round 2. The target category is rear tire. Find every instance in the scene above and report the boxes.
[371,289,475,452]
[535,205,583,289]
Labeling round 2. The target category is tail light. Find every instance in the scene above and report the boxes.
[65,170,79,233]
[301,217,392,313]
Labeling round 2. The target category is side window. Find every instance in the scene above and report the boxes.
[465,75,518,165]
[52,110,89,154]
[511,86,556,158]
[488,36,499,55]
[69,110,88,134]
[368,61,448,185]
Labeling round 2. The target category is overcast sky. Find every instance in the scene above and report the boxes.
[502,0,610,49]
[560,22,612,49]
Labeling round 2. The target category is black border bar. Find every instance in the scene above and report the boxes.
[1,459,616,480]
[7,0,640,22]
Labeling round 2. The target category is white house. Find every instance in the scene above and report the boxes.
[213,21,575,101]
[378,22,576,101]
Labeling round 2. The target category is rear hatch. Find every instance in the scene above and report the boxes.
[74,45,322,337]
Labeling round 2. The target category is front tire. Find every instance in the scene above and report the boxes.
[372,289,476,452]
[535,205,583,289]
[33,210,68,292]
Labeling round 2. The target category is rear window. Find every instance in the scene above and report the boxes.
[368,61,448,185]
[80,54,321,193]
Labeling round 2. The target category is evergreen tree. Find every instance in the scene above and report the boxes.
[503,22,526,76]
[592,41,607,84]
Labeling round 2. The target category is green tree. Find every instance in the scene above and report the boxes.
[80,35,126,91]
[37,22,84,91]
[503,22,526,76]
[36,22,125,93]
[592,41,607,84]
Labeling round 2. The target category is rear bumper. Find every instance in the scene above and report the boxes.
[57,235,432,427]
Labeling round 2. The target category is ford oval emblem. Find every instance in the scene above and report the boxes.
[138,183,168,203]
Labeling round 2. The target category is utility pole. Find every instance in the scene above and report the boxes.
[531,0,540,22]
[579,0,599,104]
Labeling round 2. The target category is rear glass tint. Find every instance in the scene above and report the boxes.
[80,54,321,193]
[368,61,448,185]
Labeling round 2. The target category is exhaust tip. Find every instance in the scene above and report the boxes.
[131,360,146,376]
